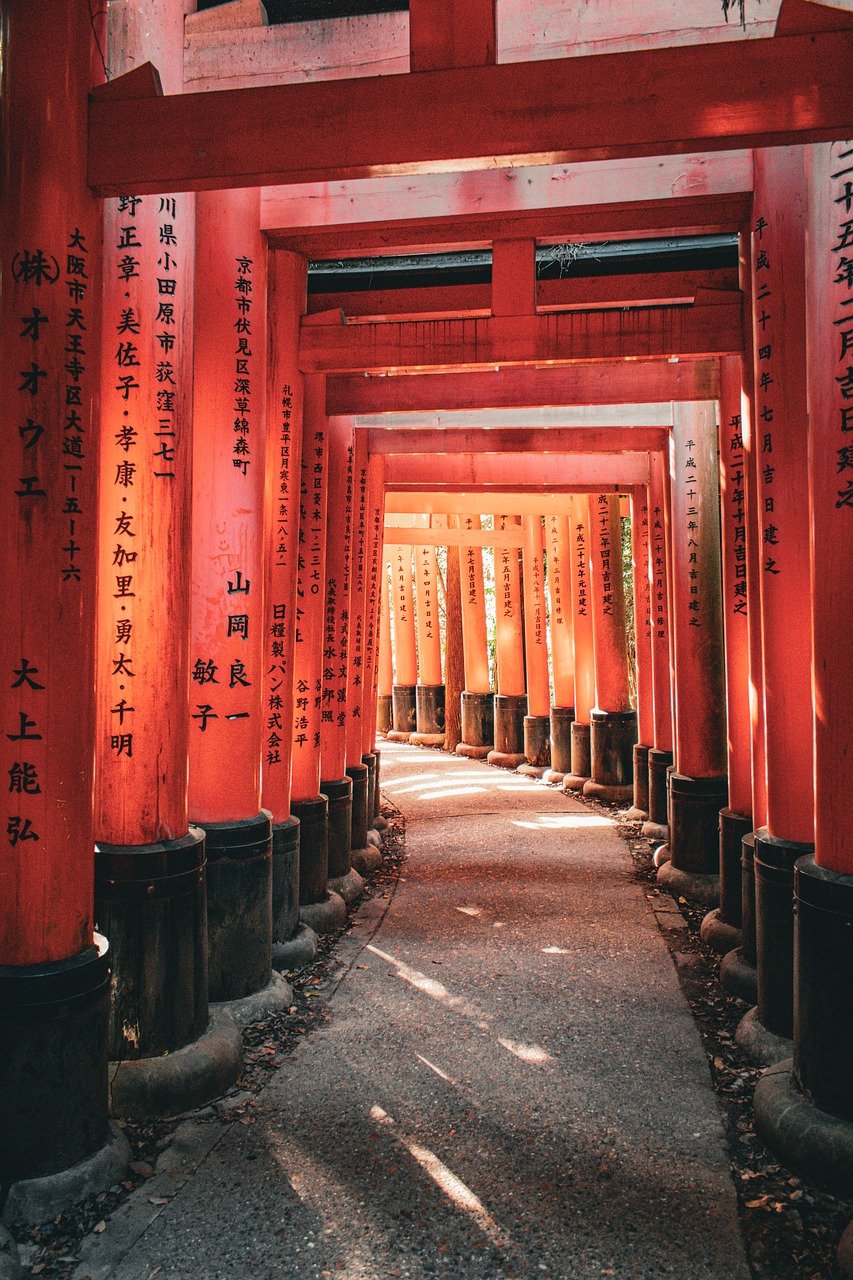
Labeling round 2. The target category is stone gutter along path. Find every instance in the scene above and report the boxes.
[75,742,750,1280]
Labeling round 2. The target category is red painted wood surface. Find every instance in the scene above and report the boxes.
[371,428,667,455]
[362,456,387,751]
[389,542,419,686]
[751,147,815,845]
[631,488,654,747]
[261,250,306,823]
[458,515,491,694]
[521,516,550,718]
[569,497,596,725]
[414,524,443,686]
[0,0,103,964]
[587,494,632,714]
[409,0,495,70]
[546,515,576,710]
[717,356,753,818]
[384,452,650,488]
[320,416,355,781]
[648,452,674,755]
[290,376,329,802]
[88,33,852,194]
[668,404,727,778]
[491,239,535,316]
[805,141,853,874]
[378,563,394,700]
[494,516,526,698]
[345,430,370,766]
[189,187,266,824]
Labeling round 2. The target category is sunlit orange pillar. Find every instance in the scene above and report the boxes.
[344,430,372,859]
[755,140,853,1168]
[388,542,418,740]
[544,513,575,782]
[457,515,495,757]
[189,186,276,1010]
[362,457,386,819]
[627,487,654,819]
[565,496,596,791]
[735,147,815,1064]
[376,555,394,734]
[657,403,728,906]
[642,453,676,840]
[0,0,122,1202]
[584,494,635,803]
[412,522,446,745]
[319,416,360,903]
[488,516,527,769]
[519,515,551,773]
[701,356,754,955]
[290,377,345,935]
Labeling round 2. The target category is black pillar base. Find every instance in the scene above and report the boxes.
[95,829,208,1059]
[563,720,591,791]
[642,747,673,839]
[372,748,382,819]
[626,743,651,821]
[321,777,353,880]
[719,808,752,929]
[414,682,445,740]
[292,795,329,905]
[376,693,392,735]
[520,713,551,772]
[754,826,814,1042]
[458,690,494,756]
[347,763,369,851]
[488,693,527,768]
[390,683,417,739]
[741,830,758,966]
[755,1059,853,1199]
[584,709,636,803]
[0,938,112,1188]
[271,816,318,971]
[362,752,378,824]
[202,812,273,1003]
[667,772,729,875]
[735,1003,793,1067]
[545,705,573,780]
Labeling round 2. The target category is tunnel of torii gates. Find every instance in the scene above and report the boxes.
[0,0,852,1229]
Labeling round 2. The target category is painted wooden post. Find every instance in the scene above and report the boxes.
[627,487,654,820]
[0,0,123,1200]
[412,519,446,745]
[344,429,371,857]
[489,515,527,769]
[565,496,596,791]
[519,515,551,773]
[642,452,676,841]
[389,541,418,739]
[544,513,575,782]
[584,493,636,803]
[189,186,274,1008]
[377,556,394,735]
[657,403,728,908]
[362,456,387,818]
[457,514,494,757]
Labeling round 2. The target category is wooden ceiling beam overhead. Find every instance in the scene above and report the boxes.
[89,32,851,195]
[386,491,628,513]
[365,427,669,455]
[384,451,651,487]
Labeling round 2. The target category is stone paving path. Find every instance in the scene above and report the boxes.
[75,742,750,1280]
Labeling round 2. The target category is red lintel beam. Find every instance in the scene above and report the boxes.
[386,491,626,514]
[384,451,651,488]
[87,32,852,195]
[384,526,523,548]
[299,300,741,375]
[366,427,669,455]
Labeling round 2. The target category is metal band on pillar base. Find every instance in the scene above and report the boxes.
[377,694,393,735]
[457,691,494,759]
[322,777,364,906]
[388,684,417,741]
[626,744,651,821]
[754,858,853,1196]
[701,809,751,955]
[544,706,574,784]
[0,937,130,1226]
[563,721,592,792]
[293,796,347,935]
[411,683,446,747]
[656,773,728,909]
[488,694,527,770]
[271,817,318,973]
[583,710,636,804]
[517,715,551,777]
[642,748,673,842]
[721,832,759,1004]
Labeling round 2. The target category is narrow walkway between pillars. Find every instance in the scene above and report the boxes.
[79,742,748,1280]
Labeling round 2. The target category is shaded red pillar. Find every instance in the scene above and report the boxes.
[489,515,527,768]
[388,540,418,739]
[362,457,387,819]
[565,496,596,790]
[545,513,575,780]
[457,515,494,758]
[519,515,551,772]
[584,493,635,803]
[189,187,273,1006]
[412,523,446,744]
[643,452,676,840]
[627,487,654,819]
[344,429,372,855]
[376,556,394,734]
[0,0,122,1199]
[657,403,728,905]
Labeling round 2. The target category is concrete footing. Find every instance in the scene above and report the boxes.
[700,907,742,956]
[385,730,412,743]
[0,1227,22,1279]
[754,1060,853,1198]
[109,1011,243,1121]
[838,1221,853,1277]
[517,762,547,779]
[642,820,669,844]
[456,743,491,760]
[488,749,527,770]
[735,1005,793,1067]
[652,842,670,868]
[299,891,347,936]
[272,922,318,972]
[352,844,383,875]
[328,866,365,906]
[1,1124,130,1230]
[583,778,633,805]
[542,769,567,785]
[410,732,445,747]
[720,946,758,1005]
[656,858,720,910]
[213,970,294,1030]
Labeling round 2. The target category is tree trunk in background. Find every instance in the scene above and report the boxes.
[444,519,464,752]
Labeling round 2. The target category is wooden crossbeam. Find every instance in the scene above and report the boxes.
[384,451,651,487]
[88,32,851,195]
[384,527,523,547]
[366,426,669,455]
[385,492,623,514]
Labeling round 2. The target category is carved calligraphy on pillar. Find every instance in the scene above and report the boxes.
[724,413,748,617]
[830,142,853,511]
[595,495,614,617]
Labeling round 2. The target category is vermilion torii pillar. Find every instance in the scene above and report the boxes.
[756,138,853,1188]
[544,513,576,783]
[0,0,127,1212]
[376,555,394,735]
[93,0,242,1121]
[388,540,418,740]
[189,186,284,1018]
[642,452,675,842]
[488,515,527,770]
[457,514,495,758]
[519,515,552,775]
[320,415,362,905]
[290,376,346,936]
[343,429,373,866]
[564,496,596,791]
[737,147,816,1067]
[657,403,728,908]
[411,520,446,746]
[362,455,386,820]
[627,486,654,820]
[583,493,636,804]
[701,356,754,955]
